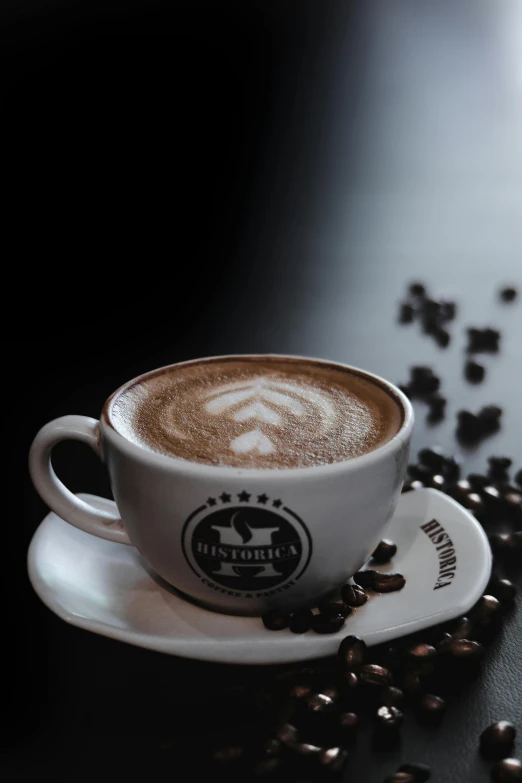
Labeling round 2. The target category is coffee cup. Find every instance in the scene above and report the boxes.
[29,354,413,616]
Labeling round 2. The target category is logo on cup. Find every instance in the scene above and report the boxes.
[181,492,312,596]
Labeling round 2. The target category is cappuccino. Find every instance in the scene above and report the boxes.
[108,357,403,469]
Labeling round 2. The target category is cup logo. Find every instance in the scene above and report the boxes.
[181,493,312,596]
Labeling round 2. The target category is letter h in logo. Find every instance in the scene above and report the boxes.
[210,518,280,577]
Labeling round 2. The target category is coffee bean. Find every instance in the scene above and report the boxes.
[474,595,502,624]
[488,577,517,606]
[436,632,454,653]
[408,464,435,481]
[466,492,485,513]
[483,485,503,504]
[400,303,415,323]
[409,282,426,297]
[353,569,381,587]
[447,639,484,658]
[468,473,490,490]
[262,611,290,631]
[410,367,440,395]
[515,469,522,488]
[465,360,486,383]
[418,447,446,471]
[426,394,447,421]
[420,694,446,720]
[341,584,368,607]
[430,474,446,490]
[312,613,346,634]
[457,410,483,441]
[406,643,437,660]
[318,600,352,619]
[489,456,512,477]
[500,286,518,302]
[372,572,406,593]
[451,616,474,640]
[489,532,522,558]
[289,609,313,634]
[490,759,522,782]
[289,684,312,701]
[441,300,457,320]
[401,670,422,696]
[384,774,416,783]
[434,327,450,347]
[381,686,405,708]
[339,711,360,734]
[375,705,404,728]
[318,747,348,771]
[480,721,517,759]
[288,741,322,756]
[467,327,501,353]
[338,635,367,669]
[479,405,503,433]
[398,762,432,781]
[360,664,393,686]
[410,479,427,491]
[372,539,398,564]
[341,671,360,690]
[443,456,461,482]
[276,723,299,744]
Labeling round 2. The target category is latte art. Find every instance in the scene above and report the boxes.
[108,357,403,469]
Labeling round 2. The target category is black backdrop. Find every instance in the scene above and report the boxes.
[8,0,522,780]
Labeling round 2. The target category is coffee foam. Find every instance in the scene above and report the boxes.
[108,357,403,469]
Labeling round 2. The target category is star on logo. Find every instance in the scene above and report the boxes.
[219,492,231,503]
[257,493,269,504]
[272,499,282,508]
[238,491,251,502]
[206,497,217,506]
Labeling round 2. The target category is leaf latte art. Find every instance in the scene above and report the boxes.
[109,357,403,469]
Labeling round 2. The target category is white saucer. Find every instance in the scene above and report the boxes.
[28,490,491,665]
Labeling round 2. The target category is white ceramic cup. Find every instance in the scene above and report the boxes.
[29,355,414,616]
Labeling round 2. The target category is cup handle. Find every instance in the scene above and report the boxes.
[29,415,132,545]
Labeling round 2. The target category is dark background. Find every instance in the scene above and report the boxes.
[7,0,522,779]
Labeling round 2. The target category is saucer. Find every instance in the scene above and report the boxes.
[28,490,491,665]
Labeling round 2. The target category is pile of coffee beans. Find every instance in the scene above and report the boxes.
[398,283,456,348]
[262,542,406,635]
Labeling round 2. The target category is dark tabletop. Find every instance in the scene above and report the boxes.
[9,0,522,779]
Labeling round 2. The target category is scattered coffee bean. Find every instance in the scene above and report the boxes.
[400,302,415,323]
[436,632,454,653]
[500,286,518,302]
[341,671,360,690]
[338,635,367,670]
[426,394,447,422]
[479,405,503,433]
[289,684,311,701]
[262,611,290,631]
[406,643,437,660]
[353,569,381,587]
[409,282,426,297]
[490,759,522,782]
[382,686,405,708]
[430,474,446,490]
[375,705,404,728]
[312,613,346,634]
[515,469,522,488]
[398,762,432,781]
[419,694,446,721]
[489,456,512,479]
[341,583,368,607]
[360,664,393,686]
[213,745,245,762]
[473,595,502,624]
[467,327,501,353]
[489,532,522,558]
[372,539,398,564]
[372,572,406,593]
[418,446,446,472]
[318,747,348,771]
[443,455,461,481]
[468,473,490,490]
[480,721,517,760]
[289,609,313,634]
[447,639,484,658]
[408,464,435,481]
[384,774,416,783]
[409,479,427,491]
[434,327,450,347]
[441,300,457,320]
[401,670,422,696]
[339,711,360,732]
[410,366,441,395]
[483,485,503,504]
[451,616,473,640]
[289,741,321,756]
[276,723,299,744]
[465,360,486,383]
[318,600,352,619]
[488,577,517,606]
